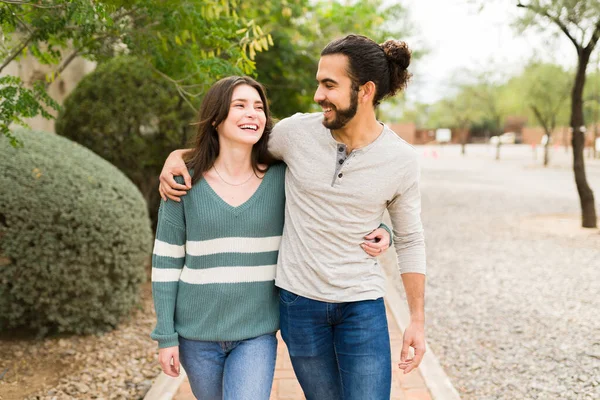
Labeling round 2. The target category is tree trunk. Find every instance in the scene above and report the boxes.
[544,138,550,167]
[571,55,597,228]
[495,141,501,160]
[594,126,599,159]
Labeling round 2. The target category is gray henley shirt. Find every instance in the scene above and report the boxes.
[269,112,426,302]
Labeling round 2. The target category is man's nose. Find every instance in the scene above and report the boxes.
[314,86,325,103]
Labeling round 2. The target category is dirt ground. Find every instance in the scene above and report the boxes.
[0,282,159,400]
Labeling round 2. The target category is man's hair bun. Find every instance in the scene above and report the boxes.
[380,40,412,95]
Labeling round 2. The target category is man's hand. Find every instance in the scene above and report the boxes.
[361,227,391,257]
[158,149,192,202]
[398,321,426,374]
[158,346,181,377]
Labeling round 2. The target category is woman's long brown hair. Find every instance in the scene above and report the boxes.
[185,76,276,185]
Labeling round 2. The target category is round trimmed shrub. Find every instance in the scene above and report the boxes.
[55,56,196,230]
[0,129,153,335]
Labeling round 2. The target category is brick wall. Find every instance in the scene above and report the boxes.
[389,122,416,144]
[522,126,597,147]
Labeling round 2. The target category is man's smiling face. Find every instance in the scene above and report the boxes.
[314,54,359,130]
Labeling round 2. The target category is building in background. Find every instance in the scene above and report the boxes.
[1,54,95,133]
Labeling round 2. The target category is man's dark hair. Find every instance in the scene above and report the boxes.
[321,34,412,106]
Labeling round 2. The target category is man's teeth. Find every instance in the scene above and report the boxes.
[240,125,258,131]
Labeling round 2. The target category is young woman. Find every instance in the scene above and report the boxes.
[150,76,284,400]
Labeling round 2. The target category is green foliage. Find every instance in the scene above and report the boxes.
[0,76,60,147]
[0,129,152,335]
[505,62,572,132]
[513,0,600,39]
[0,0,272,146]
[54,56,195,230]
[251,0,415,118]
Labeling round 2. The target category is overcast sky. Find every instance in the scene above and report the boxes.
[396,0,582,104]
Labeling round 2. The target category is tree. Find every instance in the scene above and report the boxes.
[0,0,271,146]
[444,92,481,155]
[398,102,433,128]
[584,56,600,159]
[510,62,572,165]
[55,56,196,231]
[461,74,509,160]
[515,0,598,228]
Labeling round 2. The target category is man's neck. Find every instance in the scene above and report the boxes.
[331,111,383,153]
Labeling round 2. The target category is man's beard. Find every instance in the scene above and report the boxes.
[321,87,359,130]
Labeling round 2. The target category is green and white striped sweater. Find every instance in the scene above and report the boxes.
[150,163,285,349]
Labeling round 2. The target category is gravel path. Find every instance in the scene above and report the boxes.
[385,144,600,400]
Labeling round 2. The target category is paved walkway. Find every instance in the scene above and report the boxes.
[174,302,432,400]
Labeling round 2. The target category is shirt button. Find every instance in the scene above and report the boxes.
[338,173,343,178]
[338,159,344,164]
[338,146,344,152]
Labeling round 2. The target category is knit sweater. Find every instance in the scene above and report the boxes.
[150,163,285,349]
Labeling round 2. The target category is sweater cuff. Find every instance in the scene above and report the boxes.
[151,332,180,349]
[378,223,394,244]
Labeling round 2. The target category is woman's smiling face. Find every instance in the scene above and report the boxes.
[216,84,266,147]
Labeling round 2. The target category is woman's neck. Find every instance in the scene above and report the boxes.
[213,145,254,177]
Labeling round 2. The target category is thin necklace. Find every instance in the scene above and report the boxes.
[213,165,254,186]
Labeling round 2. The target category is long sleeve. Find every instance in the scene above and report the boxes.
[387,157,426,275]
[150,198,186,348]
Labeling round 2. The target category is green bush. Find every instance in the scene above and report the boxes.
[55,56,196,230]
[0,129,153,335]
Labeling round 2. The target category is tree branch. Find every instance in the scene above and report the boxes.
[0,0,63,9]
[6,3,34,34]
[44,50,79,88]
[0,0,63,8]
[0,34,33,73]
[517,2,582,53]
[583,18,600,55]
[530,104,550,134]
[153,67,197,112]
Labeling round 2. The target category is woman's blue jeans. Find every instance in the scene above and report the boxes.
[179,333,277,400]
[279,288,392,400]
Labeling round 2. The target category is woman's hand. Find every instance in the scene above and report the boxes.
[361,227,391,257]
[158,346,181,377]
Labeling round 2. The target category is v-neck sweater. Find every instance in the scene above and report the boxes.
[150,163,285,348]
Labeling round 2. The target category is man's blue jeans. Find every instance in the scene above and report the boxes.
[179,333,277,400]
[279,289,391,400]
